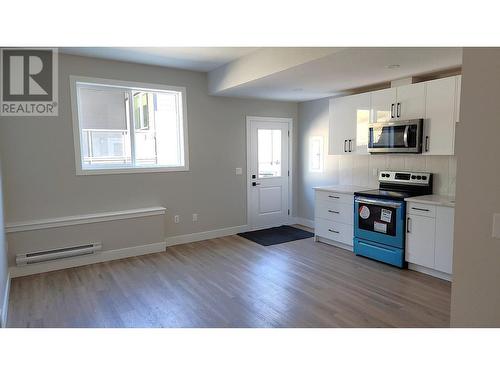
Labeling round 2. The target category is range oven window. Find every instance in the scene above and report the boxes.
[358,203,397,236]
[369,124,417,149]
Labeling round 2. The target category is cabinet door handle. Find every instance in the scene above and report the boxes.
[397,102,401,118]
[328,210,340,214]
[411,207,430,212]
[344,139,347,153]
[425,136,429,152]
[348,139,352,152]
[391,103,395,118]
[407,217,411,233]
[328,195,340,199]
[328,229,340,234]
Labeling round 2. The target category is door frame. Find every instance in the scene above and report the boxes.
[246,116,294,230]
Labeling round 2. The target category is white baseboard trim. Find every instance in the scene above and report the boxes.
[166,225,249,246]
[408,263,452,281]
[9,242,166,278]
[1,271,11,328]
[293,217,314,229]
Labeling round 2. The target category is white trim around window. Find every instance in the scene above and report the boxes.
[70,75,190,175]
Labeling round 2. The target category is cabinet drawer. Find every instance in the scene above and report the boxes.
[315,218,353,246]
[408,202,436,218]
[315,191,353,205]
[315,201,353,225]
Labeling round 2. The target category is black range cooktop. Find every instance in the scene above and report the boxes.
[354,189,416,201]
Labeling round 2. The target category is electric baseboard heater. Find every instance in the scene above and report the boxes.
[16,242,102,266]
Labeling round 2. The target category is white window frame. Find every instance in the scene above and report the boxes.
[70,75,189,175]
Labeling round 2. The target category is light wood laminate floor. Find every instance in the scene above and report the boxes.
[7,234,451,327]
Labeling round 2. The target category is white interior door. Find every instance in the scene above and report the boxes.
[247,117,291,230]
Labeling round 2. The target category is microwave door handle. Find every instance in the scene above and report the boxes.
[404,125,409,147]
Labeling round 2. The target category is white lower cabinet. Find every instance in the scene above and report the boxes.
[405,202,454,279]
[406,214,436,269]
[314,191,354,249]
[434,206,455,274]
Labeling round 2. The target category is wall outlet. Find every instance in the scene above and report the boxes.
[235,167,242,175]
[493,213,500,239]
[192,213,198,222]
[174,215,180,224]
[372,168,379,177]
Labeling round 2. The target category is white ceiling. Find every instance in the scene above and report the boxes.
[61,47,463,102]
[60,47,260,72]
[214,47,463,101]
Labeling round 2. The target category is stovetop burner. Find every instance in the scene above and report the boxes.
[354,189,415,201]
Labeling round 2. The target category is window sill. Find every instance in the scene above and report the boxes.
[76,165,189,176]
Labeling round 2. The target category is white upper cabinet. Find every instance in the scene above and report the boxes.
[370,84,425,122]
[395,82,426,120]
[328,75,461,156]
[423,76,459,155]
[329,92,371,155]
[370,87,396,123]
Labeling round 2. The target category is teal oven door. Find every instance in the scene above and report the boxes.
[354,197,405,249]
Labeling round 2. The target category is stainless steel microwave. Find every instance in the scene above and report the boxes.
[368,119,423,154]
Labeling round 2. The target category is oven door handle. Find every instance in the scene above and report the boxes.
[403,125,409,147]
[355,197,403,208]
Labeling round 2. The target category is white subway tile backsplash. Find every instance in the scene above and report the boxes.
[368,155,388,187]
[352,156,370,187]
[387,155,405,170]
[425,156,450,195]
[404,155,427,172]
[448,156,457,196]
[337,154,456,196]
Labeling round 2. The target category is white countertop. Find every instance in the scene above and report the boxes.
[405,194,455,208]
[313,185,372,195]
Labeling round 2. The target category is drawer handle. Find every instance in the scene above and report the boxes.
[411,207,430,212]
[328,229,340,234]
[328,210,339,214]
[328,195,340,199]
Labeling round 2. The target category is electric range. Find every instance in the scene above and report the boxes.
[353,170,433,268]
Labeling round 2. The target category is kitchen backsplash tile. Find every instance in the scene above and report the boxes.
[336,155,457,196]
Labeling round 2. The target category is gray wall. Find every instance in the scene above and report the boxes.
[450,48,500,326]
[0,54,297,237]
[297,99,339,220]
[297,98,457,221]
[0,156,7,319]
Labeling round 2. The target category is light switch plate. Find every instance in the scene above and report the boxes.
[493,213,500,239]
[235,167,242,175]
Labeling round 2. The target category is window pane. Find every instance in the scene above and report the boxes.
[145,91,182,167]
[78,87,128,130]
[258,129,281,178]
[87,131,131,165]
[75,80,186,171]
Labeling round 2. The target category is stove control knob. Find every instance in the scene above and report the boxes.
[416,175,422,180]
[422,176,427,181]
[411,175,416,179]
